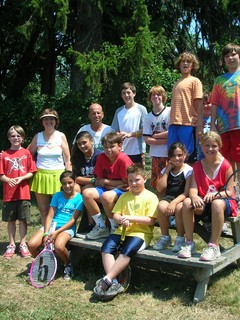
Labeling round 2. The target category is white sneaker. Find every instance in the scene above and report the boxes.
[172,236,185,252]
[85,225,109,240]
[153,235,171,251]
[200,243,221,261]
[178,241,196,258]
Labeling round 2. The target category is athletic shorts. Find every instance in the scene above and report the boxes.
[168,124,195,156]
[151,157,168,188]
[220,130,240,163]
[195,199,232,223]
[2,200,31,223]
[101,233,145,257]
[128,154,145,166]
[95,186,124,198]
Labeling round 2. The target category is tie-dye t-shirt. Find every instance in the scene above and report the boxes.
[209,70,240,134]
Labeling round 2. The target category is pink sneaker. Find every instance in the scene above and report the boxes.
[19,244,31,258]
[3,244,16,259]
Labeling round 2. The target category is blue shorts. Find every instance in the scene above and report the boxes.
[195,199,232,223]
[95,186,124,198]
[168,125,195,156]
[101,234,144,258]
[40,226,75,238]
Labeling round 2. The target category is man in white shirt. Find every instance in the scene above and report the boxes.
[73,103,114,150]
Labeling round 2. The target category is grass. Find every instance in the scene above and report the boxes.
[1,205,240,320]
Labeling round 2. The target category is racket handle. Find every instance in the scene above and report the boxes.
[121,227,126,241]
[49,221,57,234]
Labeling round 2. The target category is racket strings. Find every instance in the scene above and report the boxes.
[31,251,56,287]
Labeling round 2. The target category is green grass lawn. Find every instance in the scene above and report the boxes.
[1,204,240,320]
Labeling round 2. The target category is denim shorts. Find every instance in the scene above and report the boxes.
[40,226,75,238]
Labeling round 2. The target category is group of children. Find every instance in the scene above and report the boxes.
[1,42,239,300]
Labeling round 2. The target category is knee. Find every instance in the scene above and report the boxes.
[183,198,192,210]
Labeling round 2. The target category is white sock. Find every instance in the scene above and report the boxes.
[109,218,118,231]
[92,213,105,228]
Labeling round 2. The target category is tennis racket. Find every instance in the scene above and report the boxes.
[116,226,131,292]
[30,222,57,288]
[215,168,240,202]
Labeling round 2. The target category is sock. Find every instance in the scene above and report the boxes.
[109,218,118,231]
[92,213,105,228]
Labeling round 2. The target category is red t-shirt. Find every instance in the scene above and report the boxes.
[0,148,37,201]
[193,158,238,216]
[94,152,133,180]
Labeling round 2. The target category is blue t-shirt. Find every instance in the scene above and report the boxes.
[50,191,84,233]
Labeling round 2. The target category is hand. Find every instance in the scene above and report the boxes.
[166,203,176,216]
[204,192,216,203]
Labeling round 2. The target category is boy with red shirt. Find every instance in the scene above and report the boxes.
[82,132,133,240]
[0,125,37,259]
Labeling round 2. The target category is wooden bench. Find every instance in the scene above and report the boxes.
[68,215,240,303]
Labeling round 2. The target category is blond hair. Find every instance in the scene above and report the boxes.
[148,85,167,104]
[200,131,222,148]
[175,52,200,73]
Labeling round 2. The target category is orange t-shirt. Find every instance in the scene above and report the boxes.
[170,76,203,126]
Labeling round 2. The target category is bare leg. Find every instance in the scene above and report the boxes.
[35,193,51,225]
[102,252,130,280]
[82,188,101,216]
[158,200,170,235]
[54,232,71,265]
[28,230,44,257]
[101,191,118,219]
[7,221,16,245]
[182,198,195,242]
[211,200,225,245]
[19,220,28,245]
[175,203,184,237]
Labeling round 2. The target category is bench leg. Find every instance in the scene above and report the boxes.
[192,268,211,304]
[229,219,240,267]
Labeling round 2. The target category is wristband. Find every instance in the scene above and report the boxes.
[42,232,49,238]
[90,178,96,184]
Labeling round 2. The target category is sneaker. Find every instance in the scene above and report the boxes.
[200,243,221,261]
[172,236,185,252]
[85,225,109,240]
[64,264,73,280]
[3,244,16,259]
[178,241,196,258]
[94,278,124,299]
[153,235,171,251]
[19,244,31,258]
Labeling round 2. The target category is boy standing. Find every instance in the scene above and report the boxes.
[143,85,170,188]
[82,132,133,240]
[168,52,203,163]
[111,82,147,165]
[0,125,37,259]
[210,43,240,169]
[93,164,159,300]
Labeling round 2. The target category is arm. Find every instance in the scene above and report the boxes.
[195,98,203,140]
[113,212,155,226]
[165,173,192,216]
[189,174,204,208]
[27,134,38,155]
[0,172,33,187]
[61,133,72,170]
[95,177,128,190]
[144,131,168,146]
[156,163,173,194]
[210,104,217,131]
[52,210,81,240]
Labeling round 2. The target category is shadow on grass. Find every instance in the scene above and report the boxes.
[70,249,239,305]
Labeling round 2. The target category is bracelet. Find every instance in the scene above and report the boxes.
[135,131,139,138]
[90,178,96,184]
[42,232,49,238]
